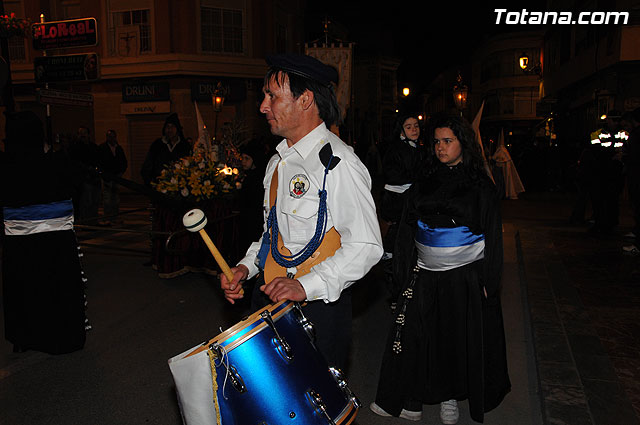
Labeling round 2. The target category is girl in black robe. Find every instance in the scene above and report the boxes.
[371,115,511,423]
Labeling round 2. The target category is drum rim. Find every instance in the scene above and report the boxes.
[185,300,292,358]
[335,400,358,424]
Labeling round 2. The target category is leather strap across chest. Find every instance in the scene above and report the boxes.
[263,156,341,284]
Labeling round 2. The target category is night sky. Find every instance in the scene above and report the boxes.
[304,1,546,89]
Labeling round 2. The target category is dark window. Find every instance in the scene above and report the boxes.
[201,7,244,54]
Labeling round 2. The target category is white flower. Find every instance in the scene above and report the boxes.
[181,188,189,197]
[198,162,205,169]
[170,177,178,184]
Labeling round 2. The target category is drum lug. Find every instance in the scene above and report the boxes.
[226,364,247,394]
[260,310,293,361]
[329,367,361,409]
[210,344,247,393]
[305,389,336,425]
[293,302,316,343]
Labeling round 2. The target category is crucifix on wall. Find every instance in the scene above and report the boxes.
[117,25,139,56]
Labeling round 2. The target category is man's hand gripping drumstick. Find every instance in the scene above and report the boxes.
[183,209,246,304]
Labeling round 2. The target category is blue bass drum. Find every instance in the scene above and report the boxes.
[170,301,360,425]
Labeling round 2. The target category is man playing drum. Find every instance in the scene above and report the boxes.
[220,53,383,370]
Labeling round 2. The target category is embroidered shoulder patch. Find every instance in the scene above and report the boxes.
[289,174,309,198]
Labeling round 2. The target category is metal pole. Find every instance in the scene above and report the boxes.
[40,14,52,149]
[0,1,15,113]
[214,110,219,141]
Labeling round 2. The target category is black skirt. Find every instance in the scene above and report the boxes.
[374,260,510,422]
[2,230,87,354]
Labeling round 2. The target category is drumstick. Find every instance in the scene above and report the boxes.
[183,209,244,295]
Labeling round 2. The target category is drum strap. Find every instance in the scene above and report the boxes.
[206,349,223,425]
[260,148,342,284]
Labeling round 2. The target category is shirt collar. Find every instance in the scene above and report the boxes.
[276,123,327,160]
[162,136,181,152]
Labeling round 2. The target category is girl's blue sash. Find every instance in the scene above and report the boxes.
[3,199,74,235]
[415,220,484,271]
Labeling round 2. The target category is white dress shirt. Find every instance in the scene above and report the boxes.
[237,123,383,302]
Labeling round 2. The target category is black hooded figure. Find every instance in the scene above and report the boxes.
[0,111,88,354]
[236,138,268,260]
[379,113,425,305]
[141,112,192,186]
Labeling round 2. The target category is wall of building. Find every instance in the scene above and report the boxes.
[1,0,305,183]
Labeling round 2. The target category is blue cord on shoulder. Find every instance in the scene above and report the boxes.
[268,154,335,268]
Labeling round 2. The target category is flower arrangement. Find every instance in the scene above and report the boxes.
[0,13,31,38]
[152,150,243,203]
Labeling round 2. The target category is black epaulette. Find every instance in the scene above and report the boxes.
[319,143,341,170]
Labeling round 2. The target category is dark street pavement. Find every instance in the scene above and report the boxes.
[1,189,639,425]
[504,193,640,425]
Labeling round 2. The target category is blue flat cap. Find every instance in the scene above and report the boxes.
[266,53,338,86]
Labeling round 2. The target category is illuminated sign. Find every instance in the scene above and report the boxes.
[32,18,97,50]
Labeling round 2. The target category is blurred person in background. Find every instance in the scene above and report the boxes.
[141,113,191,187]
[379,113,424,308]
[69,125,100,224]
[97,129,128,225]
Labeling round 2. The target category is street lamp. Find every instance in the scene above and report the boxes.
[452,72,468,114]
[402,87,410,97]
[212,82,226,141]
[519,52,529,70]
[213,94,224,111]
[518,51,541,76]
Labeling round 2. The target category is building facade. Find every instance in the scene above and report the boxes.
[351,54,400,152]
[2,0,306,183]
[421,8,640,190]
[542,1,640,145]
[471,31,545,137]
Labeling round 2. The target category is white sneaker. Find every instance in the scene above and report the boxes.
[624,232,636,238]
[623,245,640,254]
[399,409,422,421]
[440,399,459,424]
[370,402,422,421]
